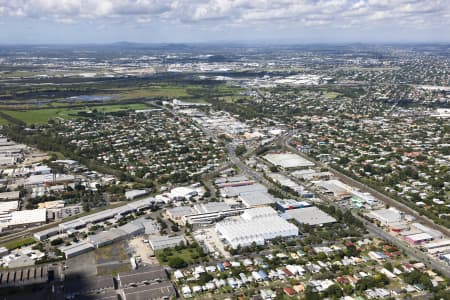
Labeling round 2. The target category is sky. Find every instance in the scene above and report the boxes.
[0,0,449,44]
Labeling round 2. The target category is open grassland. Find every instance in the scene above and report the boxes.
[117,85,190,99]
[1,237,36,250]
[1,103,149,124]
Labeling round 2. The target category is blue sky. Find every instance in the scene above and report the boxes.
[0,0,449,44]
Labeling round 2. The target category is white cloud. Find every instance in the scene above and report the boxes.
[0,0,449,28]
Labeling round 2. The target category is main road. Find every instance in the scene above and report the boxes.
[279,135,450,237]
[227,138,450,276]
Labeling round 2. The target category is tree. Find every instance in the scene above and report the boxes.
[235,144,247,156]
[168,256,187,269]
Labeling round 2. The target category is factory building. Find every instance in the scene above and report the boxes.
[283,206,336,226]
[216,207,298,249]
[0,208,47,230]
[405,233,434,245]
[59,197,155,232]
[275,199,312,212]
[0,266,49,288]
[149,235,186,251]
[59,241,94,259]
[263,153,314,170]
[87,218,157,248]
[0,191,20,201]
[314,180,352,200]
[33,227,60,241]
[367,208,403,225]
[166,206,195,224]
[220,183,267,198]
[238,191,276,207]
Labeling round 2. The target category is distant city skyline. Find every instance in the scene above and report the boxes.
[0,0,449,44]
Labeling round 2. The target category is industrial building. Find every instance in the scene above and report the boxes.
[0,191,20,201]
[263,153,315,170]
[123,281,176,300]
[216,207,298,249]
[33,227,60,241]
[0,200,19,214]
[238,191,276,207]
[166,206,195,224]
[275,199,312,212]
[367,208,403,225]
[194,202,231,214]
[168,186,198,201]
[149,235,186,251]
[0,266,49,288]
[410,222,443,239]
[59,241,94,259]
[59,197,155,232]
[405,233,434,245]
[88,217,158,248]
[283,206,336,226]
[0,208,47,230]
[64,275,115,299]
[314,180,352,200]
[183,207,247,225]
[118,265,167,288]
[125,189,150,200]
[220,183,267,198]
[215,175,251,187]
[423,239,450,251]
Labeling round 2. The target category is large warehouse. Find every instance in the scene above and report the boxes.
[215,207,298,249]
[263,152,314,170]
[283,206,336,226]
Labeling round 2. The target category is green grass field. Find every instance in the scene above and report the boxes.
[117,85,190,99]
[2,237,36,250]
[0,116,10,125]
[2,103,149,124]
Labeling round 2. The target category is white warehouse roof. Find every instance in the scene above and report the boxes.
[263,153,314,169]
[284,206,336,226]
[216,214,298,249]
[241,206,278,221]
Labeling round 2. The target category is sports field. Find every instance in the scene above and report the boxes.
[1,103,149,125]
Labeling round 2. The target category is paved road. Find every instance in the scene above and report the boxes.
[281,135,450,237]
[275,135,450,276]
[361,217,450,277]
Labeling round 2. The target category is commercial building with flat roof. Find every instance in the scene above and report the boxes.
[239,191,276,207]
[0,191,20,201]
[367,208,403,225]
[194,202,231,214]
[0,266,49,288]
[33,227,60,241]
[220,183,267,198]
[216,207,298,249]
[0,201,19,214]
[314,180,352,200]
[275,199,312,212]
[59,198,155,232]
[405,233,434,245]
[283,206,336,226]
[118,266,167,288]
[149,235,186,251]
[166,206,194,224]
[241,206,278,220]
[263,153,314,170]
[0,208,47,230]
[123,281,176,300]
[59,241,94,259]
[216,216,298,249]
[424,239,450,251]
[64,275,115,299]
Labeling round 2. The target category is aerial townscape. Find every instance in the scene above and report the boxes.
[0,1,449,300]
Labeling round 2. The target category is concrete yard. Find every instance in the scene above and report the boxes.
[129,236,159,265]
